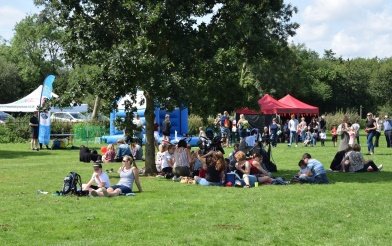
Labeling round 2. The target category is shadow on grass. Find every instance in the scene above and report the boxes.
[275,169,392,184]
[0,149,51,159]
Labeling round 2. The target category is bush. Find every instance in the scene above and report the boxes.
[188,114,204,135]
[0,115,30,143]
[51,121,74,134]
[324,110,361,129]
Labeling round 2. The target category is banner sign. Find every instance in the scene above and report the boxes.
[38,75,56,145]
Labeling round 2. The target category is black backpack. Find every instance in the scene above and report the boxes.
[62,172,83,195]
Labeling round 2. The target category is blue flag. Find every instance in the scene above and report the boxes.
[38,75,56,145]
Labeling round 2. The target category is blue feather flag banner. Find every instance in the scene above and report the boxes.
[38,75,55,145]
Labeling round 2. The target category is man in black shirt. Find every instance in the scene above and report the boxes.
[29,111,39,151]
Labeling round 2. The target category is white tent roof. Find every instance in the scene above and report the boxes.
[117,90,146,110]
[0,85,59,112]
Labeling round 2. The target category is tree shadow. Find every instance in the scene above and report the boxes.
[0,149,51,159]
[275,169,392,184]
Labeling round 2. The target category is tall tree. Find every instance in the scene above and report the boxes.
[9,14,64,94]
[36,0,298,174]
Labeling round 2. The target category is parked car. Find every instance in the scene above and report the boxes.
[50,112,87,123]
[84,113,110,122]
[0,112,14,124]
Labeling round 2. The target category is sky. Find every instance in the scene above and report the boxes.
[1,0,392,59]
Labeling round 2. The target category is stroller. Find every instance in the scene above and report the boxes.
[198,127,225,155]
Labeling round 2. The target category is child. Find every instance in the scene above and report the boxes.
[331,125,338,147]
[102,144,116,163]
[319,130,327,147]
[199,127,207,138]
[303,127,312,147]
[155,144,166,173]
[298,160,310,179]
[348,126,356,147]
[161,144,175,179]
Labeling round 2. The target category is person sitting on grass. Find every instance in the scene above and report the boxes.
[248,153,273,185]
[161,144,175,179]
[155,143,166,173]
[194,151,226,186]
[291,160,310,183]
[115,139,131,162]
[341,144,383,172]
[82,163,111,194]
[300,153,329,184]
[173,139,192,179]
[91,155,142,197]
[102,144,116,163]
[234,151,257,188]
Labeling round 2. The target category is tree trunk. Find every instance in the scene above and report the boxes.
[144,91,157,175]
[91,96,101,121]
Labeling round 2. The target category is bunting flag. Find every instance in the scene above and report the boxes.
[38,75,56,145]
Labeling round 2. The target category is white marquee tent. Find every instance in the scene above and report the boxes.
[0,85,87,113]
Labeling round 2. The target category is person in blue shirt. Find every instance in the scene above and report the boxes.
[300,153,329,184]
[115,139,131,162]
[383,115,392,148]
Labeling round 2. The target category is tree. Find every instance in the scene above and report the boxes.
[0,56,22,104]
[36,0,298,174]
[9,14,64,95]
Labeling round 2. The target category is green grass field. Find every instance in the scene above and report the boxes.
[1,136,391,245]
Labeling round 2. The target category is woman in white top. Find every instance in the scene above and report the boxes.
[82,163,110,194]
[91,155,142,197]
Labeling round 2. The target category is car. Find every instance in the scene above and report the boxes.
[50,112,87,123]
[0,112,14,124]
[84,113,110,122]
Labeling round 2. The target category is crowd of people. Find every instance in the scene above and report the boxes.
[78,110,390,196]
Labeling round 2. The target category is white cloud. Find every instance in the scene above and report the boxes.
[296,23,329,42]
[302,0,384,22]
[289,0,392,58]
[331,31,362,56]
[0,6,25,40]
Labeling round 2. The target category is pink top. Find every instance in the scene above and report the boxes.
[105,150,115,162]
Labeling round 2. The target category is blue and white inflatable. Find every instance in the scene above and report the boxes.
[101,91,198,145]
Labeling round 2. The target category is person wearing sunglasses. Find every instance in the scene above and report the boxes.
[82,163,111,195]
[91,155,142,197]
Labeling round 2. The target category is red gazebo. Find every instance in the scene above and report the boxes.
[278,94,319,115]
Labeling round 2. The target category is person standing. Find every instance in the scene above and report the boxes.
[351,120,360,145]
[374,116,382,147]
[297,117,307,143]
[383,115,392,148]
[133,115,144,145]
[29,111,39,151]
[365,113,377,155]
[237,114,249,142]
[220,111,231,147]
[162,114,171,142]
[269,118,279,147]
[288,114,299,147]
[337,115,350,151]
[319,115,327,132]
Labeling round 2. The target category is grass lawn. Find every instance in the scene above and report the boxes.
[0,136,391,245]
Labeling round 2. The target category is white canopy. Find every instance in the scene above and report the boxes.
[0,85,87,113]
[117,90,146,110]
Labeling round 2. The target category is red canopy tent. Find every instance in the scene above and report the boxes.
[278,94,319,115]
[257,94,294,114]
[235,107,260,115]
